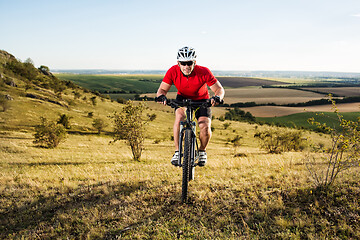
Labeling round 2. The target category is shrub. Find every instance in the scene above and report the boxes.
[92,118,107,134]
[254,128,307,154]
[33,117,67,148]
[57,114,72,129]
[223,122,231,129]
[90,96,97,106]
[230,135,243,147]
[0,94,10,112]
[73,91,81,99]
[147,113,157,121]
[111,101,148,161]
[225,107,255,122]
[116,97,126,104]
[305,96,360,187]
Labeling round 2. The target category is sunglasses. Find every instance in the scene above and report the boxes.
[179,61,194,66]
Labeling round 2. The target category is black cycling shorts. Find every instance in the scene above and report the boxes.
[175,95,212,119]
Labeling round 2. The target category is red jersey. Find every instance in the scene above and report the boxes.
[162,65,218,100]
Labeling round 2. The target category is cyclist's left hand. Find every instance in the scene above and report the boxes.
[155,94,167,105]
[211,96,222,106]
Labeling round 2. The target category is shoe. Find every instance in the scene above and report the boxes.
[171,151,179,166]
[198,151,207,167]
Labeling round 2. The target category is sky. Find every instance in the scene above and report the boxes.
[1,0,360,72]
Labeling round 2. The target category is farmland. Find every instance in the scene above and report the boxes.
[240,102,360,117]
[54,73,360,131]
[56,73,360,123]
[57,74,167,94]
[216,76,289,88]
[303,87,360,97]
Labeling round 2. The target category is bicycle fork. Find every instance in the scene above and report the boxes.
[178,121,198,180]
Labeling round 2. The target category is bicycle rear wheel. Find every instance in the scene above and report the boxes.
[181,129,192,202]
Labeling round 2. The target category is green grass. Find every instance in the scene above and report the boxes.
[257,112,360,130]
[57,74,177,94]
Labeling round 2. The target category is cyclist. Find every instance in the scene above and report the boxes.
[155,46,225,167]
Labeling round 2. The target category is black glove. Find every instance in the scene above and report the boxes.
[212,95,223,104]
[155,94,167,103]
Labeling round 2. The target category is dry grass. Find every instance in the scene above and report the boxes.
[1,78,360,239]
[1,118,359,239]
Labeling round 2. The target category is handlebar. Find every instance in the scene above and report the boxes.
[166,99,212,109]
[155,95,224,108]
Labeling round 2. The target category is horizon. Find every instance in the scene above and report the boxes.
[52,68,360,74]
[51,68,360,78]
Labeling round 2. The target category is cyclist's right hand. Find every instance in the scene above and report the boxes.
[155,94,167,105]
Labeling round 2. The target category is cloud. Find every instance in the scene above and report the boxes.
[351,13,360,17]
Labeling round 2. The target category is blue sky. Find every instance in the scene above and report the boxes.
[1,0,360,72]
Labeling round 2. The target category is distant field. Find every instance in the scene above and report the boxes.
[257,111,360,130]
[223,88,327,104]
[57,74,290,95]
[142,87,328,105]
[304,87,360,97]
[217,77,289,88]
[241,103,360,117]
[57,74,167,93]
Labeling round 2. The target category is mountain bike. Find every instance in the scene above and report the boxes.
[165,98,219,202]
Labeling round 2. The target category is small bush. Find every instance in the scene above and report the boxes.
[223,122,231,129]
[57,114,72,129]
[305,96,360,187]
[254,128,307,154]
[92,118,107,134]
[33,117,67,148]
[147,113,157,121]
[90,96,97,106]
[117,97,126,104]
[0,94,10,112]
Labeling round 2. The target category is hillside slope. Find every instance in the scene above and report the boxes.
[0,50,123,133]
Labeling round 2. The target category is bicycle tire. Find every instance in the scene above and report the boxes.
[181,128,192,202]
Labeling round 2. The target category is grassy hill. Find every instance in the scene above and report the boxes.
[1,50,359,239]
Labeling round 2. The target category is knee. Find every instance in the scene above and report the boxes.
[199,121,211,135]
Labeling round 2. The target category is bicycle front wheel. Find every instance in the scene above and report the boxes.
[181,128,192,203]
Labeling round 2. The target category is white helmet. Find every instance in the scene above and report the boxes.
[177,46,197,61]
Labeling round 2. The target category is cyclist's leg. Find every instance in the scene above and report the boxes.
[198,116,212,151]
[174,108,186,151]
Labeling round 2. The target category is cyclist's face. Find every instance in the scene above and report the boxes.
[178,60,195,76]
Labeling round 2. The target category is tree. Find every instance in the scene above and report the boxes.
[33,117,67,148]
[38,65,50,75]
[92,118,107,134]
[111,101,148,161]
